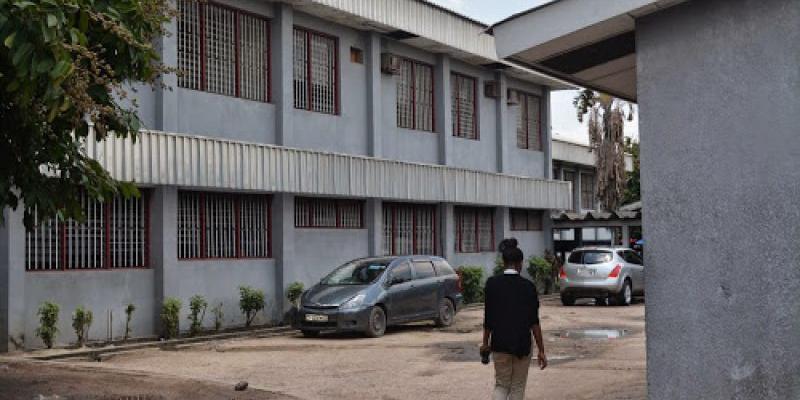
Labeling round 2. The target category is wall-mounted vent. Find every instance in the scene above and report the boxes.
[507,89,520,105]
[484,81,500,98]
[381,53,402,75]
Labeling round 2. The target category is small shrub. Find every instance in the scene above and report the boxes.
[123,303,136,341]
[71,306,93,347]
[456,266,485,304]
[286,282,304,308]
[239,286,266,327]
[188,295,208,337]
[35,301,60,349]
[493,256,505,276]
[527,256,554,294]
[211,302,224,331]
[161,297,182,339]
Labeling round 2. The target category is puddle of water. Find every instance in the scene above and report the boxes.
[556,329,629,340]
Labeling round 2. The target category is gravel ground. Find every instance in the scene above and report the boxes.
[1,296,645,400]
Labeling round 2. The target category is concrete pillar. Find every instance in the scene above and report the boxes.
[155,4,178,132]
[494,72,509,173]
[621,225,630,248]
[149,187,177,334]
[639,2,800,396]
[365,199,383,256]
[434,54,452,165]
[542,89,553,180]
[365,32,382,158]
[574,171,582,211]
[439,203,455,261]
[0,208,26,352]
[495,207,509,245]
[273,3,294,146]
[272,193,295,313]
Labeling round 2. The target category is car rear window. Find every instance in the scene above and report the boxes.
[568,251,613,265]
[433,260,456,276]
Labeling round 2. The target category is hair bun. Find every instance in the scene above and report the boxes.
[498,238,518,252]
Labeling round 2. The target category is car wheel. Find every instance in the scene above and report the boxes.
[435,298,455,327]
[560,294,575,306]
[615,280,633,306]
[365,306,387,338]
[301,330,319,338]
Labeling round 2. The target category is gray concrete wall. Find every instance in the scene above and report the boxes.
[292,228,369,284]
[637,0,800,398]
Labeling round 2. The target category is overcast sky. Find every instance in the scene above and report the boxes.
[428,0,639,144]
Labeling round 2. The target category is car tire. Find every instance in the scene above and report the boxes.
[435,298,455,327]
[614,280,633,306]
[365,306,387,338]
[301,330,319,338]
[560,294,575,306]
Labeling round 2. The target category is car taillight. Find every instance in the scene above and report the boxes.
[559,266,567,279]
[608,265,622,278]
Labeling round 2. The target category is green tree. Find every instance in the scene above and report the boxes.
[0,0,172,227]
[573,89,635,211]
[623,137,640,204]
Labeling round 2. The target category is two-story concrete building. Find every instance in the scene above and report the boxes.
[0,0,572,350]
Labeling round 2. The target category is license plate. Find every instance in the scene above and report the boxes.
[305,314,328,322]
[577,268,595,277]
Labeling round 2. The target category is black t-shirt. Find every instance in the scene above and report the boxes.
[484,273,540,357]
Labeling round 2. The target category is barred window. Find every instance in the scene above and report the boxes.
[397,59,434,132]
[25,192,149,271]
[510,209,543,231]
[455,207,494,253]
[383,203,437,255]
[295,198,363,228]
[451,73,478,139]
[516,92,542,151]
[293,27,338,114]
[581,173,595,210]
[177,192,271,259]
[177,1,270,102]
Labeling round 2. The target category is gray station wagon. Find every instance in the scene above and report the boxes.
[294,256,464,337]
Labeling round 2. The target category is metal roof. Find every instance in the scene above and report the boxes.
[279,0,574,89]
[490,0,688,100]
[83,129,572,210]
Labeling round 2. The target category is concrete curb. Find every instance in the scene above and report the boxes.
[25,325,296,361]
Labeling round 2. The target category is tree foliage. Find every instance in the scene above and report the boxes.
[0,0,172,227]
[573,89,634,211]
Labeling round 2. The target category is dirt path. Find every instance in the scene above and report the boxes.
[2,297,645,399]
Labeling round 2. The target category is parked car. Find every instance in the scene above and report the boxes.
[294,256,464,338]
[558,247,645,306]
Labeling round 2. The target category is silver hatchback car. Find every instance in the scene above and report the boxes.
[559,247,645,306]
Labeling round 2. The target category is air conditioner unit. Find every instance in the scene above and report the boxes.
[381,53,401,75]
[506,89,520,105]
[484,81,500,98]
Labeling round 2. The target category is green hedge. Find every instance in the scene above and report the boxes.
[456,266,485,304]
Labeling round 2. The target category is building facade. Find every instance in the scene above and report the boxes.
[0,0,571,351]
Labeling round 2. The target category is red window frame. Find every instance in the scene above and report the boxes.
[177,191,272,260]
[397,57,435,132]
[509,209,544,231]
[25,191,151,272]
[451,72,479,140]
[293,26,340,115]
[516,91,543,151]
[177,0,272,102]
[383,203,438,255]
[454,207,495,253]
[294,197,364,229]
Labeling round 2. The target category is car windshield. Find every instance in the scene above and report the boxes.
[321,259,392,285]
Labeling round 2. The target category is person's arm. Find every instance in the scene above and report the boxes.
[532,324,547,370]
[482,279,493,352]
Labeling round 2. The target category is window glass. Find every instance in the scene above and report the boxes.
[397,59,434,131]
[321,259,391,285]
[627,251,643,265]
[413,261,436,279]
[433,260,456,276]
[583,251,613,265]
[293,27,338,114]
[567,251,583,264]
[390,261,413,284]
[451,73,477,139]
